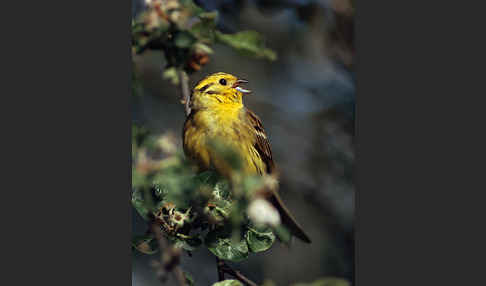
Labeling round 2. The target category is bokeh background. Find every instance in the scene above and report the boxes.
[132,0,355,285]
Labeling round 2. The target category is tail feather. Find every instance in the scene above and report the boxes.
[268,191,312,243]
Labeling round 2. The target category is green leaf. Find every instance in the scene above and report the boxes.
[162,67,180,85]
[153,184,167,200]
[273,225,291,244]
[205,227,249,262]
[173,236,202,251]
[194,170,221,186]
[212,279,243,286]
[246,227,275,253]
[153,171,198,209]
[132,235,158,255]
[242,175,264,197]
[180,0,206,16]
[204,177,233,222]
[189,11,218,42]
[292,278,351,286]
[184,271,195,286]
[175,31,197,48]
[214,180,231,200]
[205,203,231,223]
[193,42,214,54]
[215,30,277,61]
[131,188,150,220]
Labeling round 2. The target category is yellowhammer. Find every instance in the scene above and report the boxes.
[183,72,311,243]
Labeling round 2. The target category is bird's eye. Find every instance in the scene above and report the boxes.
[219,79,227,85]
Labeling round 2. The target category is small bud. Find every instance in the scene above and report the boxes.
[169,11,181,23]
[194,43,213,54]
[186,52,210,72]
[144,10,160,31]
[156,133,177,154]
[164,0,180,11]
[162,67,179,85]
[248,199,281,227]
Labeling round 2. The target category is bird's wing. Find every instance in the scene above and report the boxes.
[245,108,275,174]
[245,109,311,243]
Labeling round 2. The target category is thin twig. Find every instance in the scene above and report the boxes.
[216,256,225,281]
[173,266,188,286]
[150,222,187,286]
[219,260,258,286]
[178,69,191,116]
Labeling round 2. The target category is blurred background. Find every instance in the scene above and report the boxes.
[132,0,355,285]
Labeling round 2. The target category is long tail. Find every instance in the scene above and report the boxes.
[267,190,312,243]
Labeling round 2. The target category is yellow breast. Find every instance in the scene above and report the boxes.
[183,105,264,176]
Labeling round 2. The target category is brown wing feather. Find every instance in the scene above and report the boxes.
[182,111,194,159]
[245,109,275,174]
[245,108,311,243]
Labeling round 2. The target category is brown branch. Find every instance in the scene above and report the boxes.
[178,69,191,116]
[173,266,188,286]
[150,222,187,286]
[216,257,225,281]
[218,260,258,286]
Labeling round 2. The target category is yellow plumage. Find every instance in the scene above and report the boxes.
[183,72,311,243]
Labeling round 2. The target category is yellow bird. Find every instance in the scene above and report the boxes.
[183,72,311,243]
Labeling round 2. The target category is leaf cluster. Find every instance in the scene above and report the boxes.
[209,277,351,286]
[131,128,277,262]
[131,0,276,85]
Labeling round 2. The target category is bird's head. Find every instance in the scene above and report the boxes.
[191,72,251,109]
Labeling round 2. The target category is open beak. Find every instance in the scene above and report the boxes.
[233,79,251,94]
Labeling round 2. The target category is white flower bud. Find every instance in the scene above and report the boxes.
[248,199,281,227]
[157,133,177,154]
